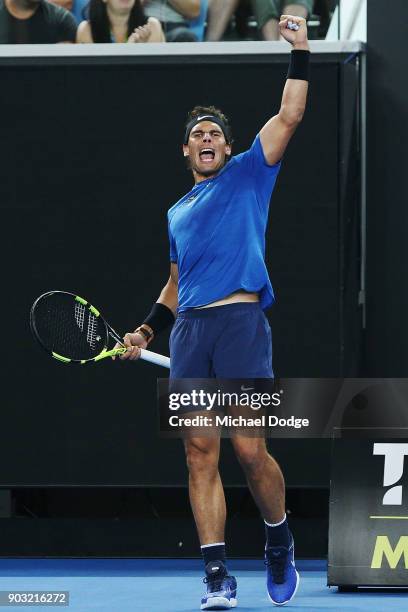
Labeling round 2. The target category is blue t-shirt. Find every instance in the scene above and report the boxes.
[168,134,281,312]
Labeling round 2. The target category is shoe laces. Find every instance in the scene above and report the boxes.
[265,551,286,584]
[203,570,228,591]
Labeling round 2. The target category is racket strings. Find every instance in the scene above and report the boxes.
[74,303,99,350]
[86,311,99,351]
[74,302,85,332]
[33,293,107,361]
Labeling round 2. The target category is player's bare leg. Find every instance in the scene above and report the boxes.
[184,436,225,543]
[231,434,299,605]
[230,436,285,522]
[184,436,237,609]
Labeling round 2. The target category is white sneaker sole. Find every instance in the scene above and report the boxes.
[201,596,237,610]
[267,570,300,606]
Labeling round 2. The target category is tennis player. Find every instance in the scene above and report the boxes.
[118,15,309,609]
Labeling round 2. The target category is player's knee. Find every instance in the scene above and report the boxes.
[184,439,219,475]
[233,440,268,474]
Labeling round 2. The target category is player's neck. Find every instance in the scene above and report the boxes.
[192,169,218,184]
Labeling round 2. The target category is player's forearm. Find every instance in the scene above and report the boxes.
[279,38,310,127]
[279,77,308,127]
[168,0,200,19]
[275,14,310,127]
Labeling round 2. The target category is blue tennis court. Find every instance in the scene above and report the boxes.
[0,559,406,611]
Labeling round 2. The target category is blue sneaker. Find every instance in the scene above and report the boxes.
[201,560,237,610]
[265,537,300,606]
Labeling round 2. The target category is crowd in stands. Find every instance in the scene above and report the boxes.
[0,0,334,44]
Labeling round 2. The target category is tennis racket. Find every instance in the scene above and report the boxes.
[30,290,170,369]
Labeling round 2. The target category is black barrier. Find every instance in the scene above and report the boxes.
[329,436,408,586]
[0,49,362,486]
[366,0,408,377]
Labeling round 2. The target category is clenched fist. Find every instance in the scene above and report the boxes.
[279,15,309,50]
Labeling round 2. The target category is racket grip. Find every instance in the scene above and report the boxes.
[140,348,171,369]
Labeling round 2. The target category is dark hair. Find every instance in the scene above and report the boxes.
[185,105,234,145]
[89,0,147,43]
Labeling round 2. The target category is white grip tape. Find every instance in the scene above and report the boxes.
[140,348,171,369]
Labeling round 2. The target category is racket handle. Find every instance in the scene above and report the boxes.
[140,348,170,369]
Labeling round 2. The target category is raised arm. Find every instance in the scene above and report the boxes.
[259,15,310,166]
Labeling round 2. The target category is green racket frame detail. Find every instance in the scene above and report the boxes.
[74,296,101,320]
[74,296,88,306]
[52,352,72,363]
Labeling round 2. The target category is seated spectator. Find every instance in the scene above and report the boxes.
[188,0,207,41]
[253,0,313,39]
[206,0,313,41]
[71,0,87,23]
[205,0,238,41]
[45,0,87,25]
[142,0,200,42]
[76,0,164,42]
[0,0,77,43]
[47,0,87,25]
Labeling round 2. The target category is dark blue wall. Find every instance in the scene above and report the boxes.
[365,0,408,375]
[0,54,359,486]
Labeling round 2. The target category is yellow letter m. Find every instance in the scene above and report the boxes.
[371,536,408,569]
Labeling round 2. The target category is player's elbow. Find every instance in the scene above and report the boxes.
[279,104,305,128]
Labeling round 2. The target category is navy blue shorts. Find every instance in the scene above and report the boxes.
[169,302,273,378]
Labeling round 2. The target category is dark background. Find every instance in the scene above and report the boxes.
[0,56,360,488]
[365,0,408,376]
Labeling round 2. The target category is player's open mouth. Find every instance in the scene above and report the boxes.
[199,148,215,162]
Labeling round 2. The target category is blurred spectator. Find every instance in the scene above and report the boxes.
[253,0,312,39]
[314,0,331,38]
[76,0,164,42]
[47,0,71,11]
[206,0,313,41]
[48,0,87,24]
[142,0,200,42]
[205,0,237,41]
[188,0,207,41]
[71,0,87,23]
[0,0,77,42]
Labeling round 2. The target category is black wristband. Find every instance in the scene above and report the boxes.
[287,49,310,81]
[143,302,175,336]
